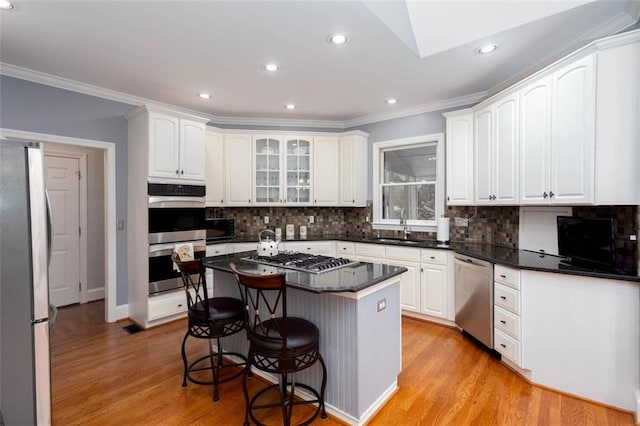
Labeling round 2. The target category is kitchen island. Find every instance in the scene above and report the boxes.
[202,252,407,426]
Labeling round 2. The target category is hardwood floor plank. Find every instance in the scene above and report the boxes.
[50,304,635,425]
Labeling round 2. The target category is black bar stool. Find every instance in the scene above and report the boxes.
[172,253,247,402]
[229,263,327,426]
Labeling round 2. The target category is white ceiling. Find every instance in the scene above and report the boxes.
[1,1,638,127]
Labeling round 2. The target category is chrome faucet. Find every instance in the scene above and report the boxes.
[400,210,411,240]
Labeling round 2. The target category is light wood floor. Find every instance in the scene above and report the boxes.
[51,302,635,425]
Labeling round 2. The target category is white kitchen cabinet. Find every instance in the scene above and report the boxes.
[282,241,335,256]
[339,132,368,207]
[519,270,639,412]
[519,76,552,204]
[147,291,188,322]
[550,55,595,205]
[444,109,474,205]
[225,133,253,206]
[419,248,449,319]
[147,113,205,182]
[253,135,312,206]
[493,265,522,367]
[336,241,356,260]
[205,129,225,206]
[474,91,519,205]
[384,245,421,313]
[313,136,339,206]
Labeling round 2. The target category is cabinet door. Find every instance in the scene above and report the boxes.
[445,111,474,205]
[493,93,519,204]
[387,260,420,313]
[339,136,356,205]
[205,131,225,206]
[420,263,447,319]
[474,107,493,204]
[520,77,552,204]
[551,55,595,204]
[254,136,283,205]
[179,119,205,181]
[149,113,180,179]
[284,137,312,205]
[313,136,339,206]
[225,134,253,205]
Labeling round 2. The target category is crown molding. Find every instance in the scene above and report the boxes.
[342,91,486,128]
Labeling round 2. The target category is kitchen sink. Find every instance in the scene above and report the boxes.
[367,237,424,245]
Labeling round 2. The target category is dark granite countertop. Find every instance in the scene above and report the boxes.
[202,251,408,294]
[206,234,640,283]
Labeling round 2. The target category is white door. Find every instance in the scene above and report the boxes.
[313,136,339,206]
[520,76,552,204]
[46,155,81,307]
[474,107,493,204]
[493,92,519,204]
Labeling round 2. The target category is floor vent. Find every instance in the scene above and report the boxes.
[122,324,143,334]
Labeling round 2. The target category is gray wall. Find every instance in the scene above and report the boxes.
[0,75,132,305]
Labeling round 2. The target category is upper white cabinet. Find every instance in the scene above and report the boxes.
[225,133,253,206]
[205,129,225,206]
[472,30,640,206]
[283,136,312,205]
[253,135,283,205]
[127,107,207,183]
[313,136,339,206]
[473,90,519,205]
[549,55,595,205]
[444,109,474,205]
[339,132,368,207]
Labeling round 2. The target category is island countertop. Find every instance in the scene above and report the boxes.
[202,251,407,294]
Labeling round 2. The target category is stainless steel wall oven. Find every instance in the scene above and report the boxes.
[148,183,206,296]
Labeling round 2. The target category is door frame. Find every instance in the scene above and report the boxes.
[1,128,121,322]
[45,150,89,304]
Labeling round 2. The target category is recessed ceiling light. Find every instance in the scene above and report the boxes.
[285,104,296,110]
[386,98,397,105]
[478,44,497,54]
[0,0,14,10]
[264,63,279,72]
[327,33,348,45]
[199,93,210,99]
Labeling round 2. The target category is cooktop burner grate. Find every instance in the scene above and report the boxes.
[242,252,357,274]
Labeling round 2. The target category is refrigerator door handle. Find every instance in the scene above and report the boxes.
[45,190,53,267]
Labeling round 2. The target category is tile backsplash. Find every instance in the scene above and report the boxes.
[208,203,638,272]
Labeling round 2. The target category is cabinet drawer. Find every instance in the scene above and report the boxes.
[355,243,386,258]
[421,249,448,265]
[336,242,355,255]
[386,246,420,262]
[494,283,521,315]
[206,243,228,257]
[148,291,188,321]
[494,305,521,340]
[494,264,520,289]
[285,241,335,255]
[494,329,521,366]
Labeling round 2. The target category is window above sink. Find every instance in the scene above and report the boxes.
[372,133,445,232]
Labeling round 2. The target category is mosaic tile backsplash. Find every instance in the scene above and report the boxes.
[208,203,638,272]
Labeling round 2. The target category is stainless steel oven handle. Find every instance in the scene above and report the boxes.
[148,196,205,208]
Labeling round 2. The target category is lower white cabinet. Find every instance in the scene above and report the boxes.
[493,265,522,366]
[281,241,336,256]
[420,263,447,318]
[336,241,356,260]
[147,291,188,322]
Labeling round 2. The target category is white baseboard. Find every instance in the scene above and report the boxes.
[113,303,129,322]
[86,287,104,302]
[635,389,640,423]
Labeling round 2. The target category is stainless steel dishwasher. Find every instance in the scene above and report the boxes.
[454,254,494,349]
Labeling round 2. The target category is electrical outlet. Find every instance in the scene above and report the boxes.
[264,216,269,224]
[377,298,386,312]
[454,217,469,227]
[365,216,370,223]
[309,215,314,224]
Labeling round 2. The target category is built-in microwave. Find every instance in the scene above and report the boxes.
[206,218,235,241]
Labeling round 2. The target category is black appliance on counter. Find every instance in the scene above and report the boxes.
[206,218,235,241]
[557,216,616,271]
[148,183,206,295]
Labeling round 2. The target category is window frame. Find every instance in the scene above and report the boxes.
[372,133,445,232]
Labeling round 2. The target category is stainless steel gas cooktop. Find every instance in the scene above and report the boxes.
[242,252,357,274]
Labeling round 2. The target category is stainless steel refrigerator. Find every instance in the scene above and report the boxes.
[0,139,52,425]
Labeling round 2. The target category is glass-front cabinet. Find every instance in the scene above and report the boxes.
[285,137,311,204]
[253,136,313,205]
[254,137,282,204]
